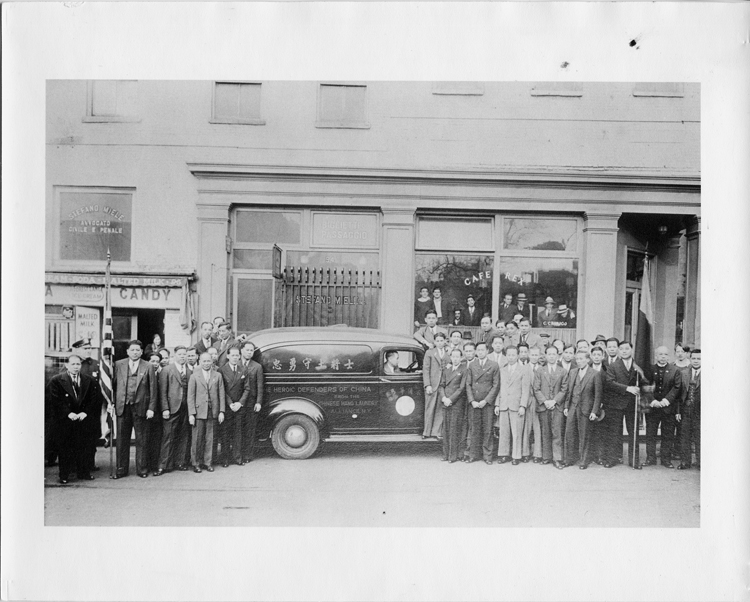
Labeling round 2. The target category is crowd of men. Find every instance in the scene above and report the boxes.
[45,318,264,484]
[414,305,701,471]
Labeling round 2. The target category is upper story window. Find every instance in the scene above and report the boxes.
[83,80,140,123]
[632,82,685,98]
[211,81,265,124]
[316,84,369,129]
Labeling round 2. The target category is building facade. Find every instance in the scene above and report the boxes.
[45,80,700,362]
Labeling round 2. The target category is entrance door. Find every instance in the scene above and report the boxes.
[624,287,640,344]
[112,310,137,361]
[233,274,275,335]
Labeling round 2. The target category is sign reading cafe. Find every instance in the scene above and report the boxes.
[59,190,133,261]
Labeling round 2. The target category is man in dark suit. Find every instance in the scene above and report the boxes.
[465,342,501,464]
[462,294,482,327]
[413,310,447,350]
[475,316,499,349]
[677,349,701,470]
[437,348,469,462]
[154,345,191,475]
[187,352,226,472]
[644,345,683,468]
[212,322,241,367]
[112,339,158,479]
[239,341,264,462]
[602,337,620,372]
[499,293,518,323]
[515,293,531,321]
[603,341,643,469]
[563,351,603,469]
[46,354,99,484]
[218,347,251,467]
[195,321,217,356]
[450,309,463,327]
[533,345,570,468]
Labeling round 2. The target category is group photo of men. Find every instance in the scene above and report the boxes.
[45,319,264,484]
[414,296,701,473]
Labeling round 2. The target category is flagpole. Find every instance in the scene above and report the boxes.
[100,248,116,479]
[633,370,640,469]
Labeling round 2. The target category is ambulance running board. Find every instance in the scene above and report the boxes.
[325,433,437,443]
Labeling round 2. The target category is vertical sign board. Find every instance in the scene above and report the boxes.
[75,306,101,346]
[59,191,133,261]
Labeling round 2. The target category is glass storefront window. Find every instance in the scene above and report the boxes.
[503,218,577,252]
[415,254,494,325]
[236,278,274,333]
[233,249,273,270]
[235,211,301,245]
[498,257,578,328]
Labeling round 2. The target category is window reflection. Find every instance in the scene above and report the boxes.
[504,218,577,251]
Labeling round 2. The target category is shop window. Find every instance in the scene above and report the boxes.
[260,344,375,375]
[633,82,685,98]
[432,82,484,96]
[317,84,369,129]
[233,249,273,270]
[235,210,301,245]
[212,82,265,124]
[417,218,494,252]
[84,80,139,122]
[498,257,578,329]
[415,254,494,325]
[626,251,646,282]
[530,82,583,97]
[236,278,274,333]
[58,189,133,262]
[503,218,577,252]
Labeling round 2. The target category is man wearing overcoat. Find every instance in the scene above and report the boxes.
[239,341,265,462]
[437,348,469,462]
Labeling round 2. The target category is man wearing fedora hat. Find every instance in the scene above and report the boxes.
[499,293,518,324]
[537,297,558,328]
[515,293,531,320]
[591,335,608,350]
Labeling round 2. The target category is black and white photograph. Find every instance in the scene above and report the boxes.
[3,3,749,602]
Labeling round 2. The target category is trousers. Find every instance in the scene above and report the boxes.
[498,409,525,459]
[191,418,216,467]
[116,404,149,476]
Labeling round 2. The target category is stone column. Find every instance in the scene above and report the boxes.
[380,206,417,336]
[580,212,621,339]
[684,216,701,346]
[196,201,230,330]
[653,235,682,349]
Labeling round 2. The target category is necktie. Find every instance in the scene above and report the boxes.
[232,365,237,373]
[72,376,80,398]
[221,339,227,351]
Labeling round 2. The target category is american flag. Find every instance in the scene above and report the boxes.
[100,249,115,453]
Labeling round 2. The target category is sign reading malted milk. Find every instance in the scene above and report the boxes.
[311,212,378,249]
[75,306,101,346]
[59,191,133,261]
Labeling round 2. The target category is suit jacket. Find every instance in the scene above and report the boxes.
[240,359,264,407]
[603,358,640,410]
[487,351,508,369]
[195,337,217,356]
[518,332,542,350]
[532,363,570,412]
[113,358,157,417]
[602,355,619,374]
[499,303,519,323]
[648,363,683,414]
[46,372,99,436]
[159,362,191,414]
[475,328,500,348]
[462,306,482,327]
[564,367,602,416]
[678,368,701,414]
[423,348,450,389]
[437,363,468,407]
[497,363,531,411]
[537,308,558,328]
[212,337,242,367]
[466,359,501,405]
[219,363,251,406]
[187,368,226,419]
[413,325,448,349]
[515,303,531,320]
[503,333,520,349]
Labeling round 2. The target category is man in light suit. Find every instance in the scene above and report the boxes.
[517,318,541,350]
[46,354,99,484]
[154,345,191,475]
[239,341,264,463]
[437,348,468,462]
[563,351,603,469]
[532,345,569,468]
[218,347,250,467]
[187,352,226,472]
[466,342,501,464]
[112,340,158,479]
[677,349,701,470]
[495,346,531,465]
[522,346,543,462]
[422,332,449,438]
[212,322,241,367]
[413,310,447,350]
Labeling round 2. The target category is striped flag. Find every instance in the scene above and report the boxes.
[634,256,653,382]
[100,250,114,439]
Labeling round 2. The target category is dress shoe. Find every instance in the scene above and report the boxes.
[193,466,202,473]
[521,456,530,463]
[602,462,613,468]
[206,466,215,472]
[222,462,229,468]
[498,456,510,464]
[153,469,165,476]
[139,473,148,478]
[554,461,565,470]
[243,458,253,464]
[58,478,68,485]
[643,458,657,467]
[662,461,674,469]
[541,459,551,465]
[177,465,189,471]
[466,458,477,464]
[629,463,643,470]
[441,458,449,462]
[511,459,520,466]
[449,459,457,464]
[677,463,690,470]
[78,474,95,480]
[421,435,428,440]
[111,473,125,479]
[235,461,244,466]
[533,457,541,464]
[485,460,493,465]
[595,459,604,466]
[579,464,588,470]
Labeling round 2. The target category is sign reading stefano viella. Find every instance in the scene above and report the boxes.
[59,191,132,261]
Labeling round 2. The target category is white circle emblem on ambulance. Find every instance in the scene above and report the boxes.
[395,396,415,416]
